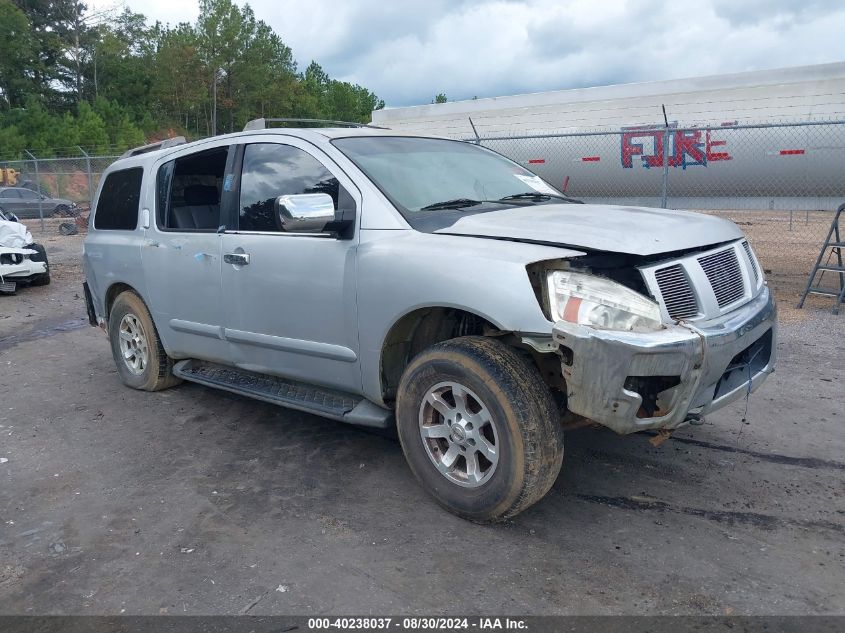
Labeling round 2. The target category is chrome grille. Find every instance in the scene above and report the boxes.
[698,248,745,307]
[742,240,759,283]
[654,264,699,320]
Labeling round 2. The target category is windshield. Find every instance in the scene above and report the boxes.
[332,136,567,215]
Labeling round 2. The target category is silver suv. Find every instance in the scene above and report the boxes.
[83,121,776,521]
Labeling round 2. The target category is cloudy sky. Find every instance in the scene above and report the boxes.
[95,0,845,107]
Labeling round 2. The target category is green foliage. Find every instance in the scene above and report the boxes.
[0,123,26,158]
[433,93,448,104]
[75,102,109,153]
[0,0,385,157]
[0,1,38,109]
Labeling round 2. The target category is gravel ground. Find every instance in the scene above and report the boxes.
[0,224,843,616]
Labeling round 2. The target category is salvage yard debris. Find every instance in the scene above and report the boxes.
[0,217,50,294]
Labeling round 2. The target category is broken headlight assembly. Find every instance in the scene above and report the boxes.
[546,270,663,332]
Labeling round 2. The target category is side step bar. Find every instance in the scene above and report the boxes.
[172,360,394,429]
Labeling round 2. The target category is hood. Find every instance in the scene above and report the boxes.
[0,219,33,249]
[433,204,744,256]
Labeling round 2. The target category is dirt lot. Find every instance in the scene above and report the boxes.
[0,221,843,615]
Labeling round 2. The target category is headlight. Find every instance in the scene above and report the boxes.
[547,270,663,332]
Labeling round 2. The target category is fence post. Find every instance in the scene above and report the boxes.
[24,150,45,233]
[78,146,94,211]
[660,127,670,209]
[468,117,480,145]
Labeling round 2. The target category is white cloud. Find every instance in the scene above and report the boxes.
[94,0,845,106]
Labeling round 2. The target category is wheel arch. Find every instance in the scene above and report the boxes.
[104,282,139,321]
[379,305,503,403]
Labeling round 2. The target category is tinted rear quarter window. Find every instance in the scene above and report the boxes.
[94,167,143,231]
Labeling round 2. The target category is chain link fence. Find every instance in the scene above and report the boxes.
[471,120,845,305]
[0,148,121,231]
[3,122,842,305]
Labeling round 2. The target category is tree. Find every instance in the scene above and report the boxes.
[88,9,156,113]
[75,101,109,152]
[433,93,447,104]
[151,23,206,134]
[15,0,100,106]
[197,0,250,134]
[15,96,56,154]
[0,123,26,160]
[0,1,38,109]
[93,97,144,148]
[1,0,386,150]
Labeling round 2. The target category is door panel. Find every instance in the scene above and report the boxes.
[142,233,225,361]
[141,144,232,362]
[17,189,41,216]
[1,189,23,214]
[220,139,361,393]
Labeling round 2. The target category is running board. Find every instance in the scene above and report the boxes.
[172,360,393,429]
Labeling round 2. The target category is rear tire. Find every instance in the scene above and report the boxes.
[396,336,564,522]
[108,291,181,391]
[28,243,50,286]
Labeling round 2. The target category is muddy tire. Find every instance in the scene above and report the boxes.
[396,336,564,522]
[28,243,50,286]
[108,291,181,391]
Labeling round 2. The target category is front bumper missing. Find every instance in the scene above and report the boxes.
[552,286,777,435]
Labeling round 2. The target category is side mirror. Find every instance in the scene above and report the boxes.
[274,193,335,233]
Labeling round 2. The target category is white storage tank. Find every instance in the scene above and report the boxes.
[372,64,845,210]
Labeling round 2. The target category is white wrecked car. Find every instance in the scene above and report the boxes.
[0,210,50,294]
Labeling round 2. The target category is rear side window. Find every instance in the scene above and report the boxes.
[156,147,228,231]
[94,168,143,231]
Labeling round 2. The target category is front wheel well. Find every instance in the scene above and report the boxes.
[380,307,502,402]
[104,282,138,320]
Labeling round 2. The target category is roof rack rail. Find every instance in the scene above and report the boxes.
[120,136,187,159]
[243,118,388,131]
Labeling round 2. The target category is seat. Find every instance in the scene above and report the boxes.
[171,185,220,230]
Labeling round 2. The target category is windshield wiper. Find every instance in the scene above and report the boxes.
[418,193,576,212]
[419,198,483,211]
[498,192,580,204]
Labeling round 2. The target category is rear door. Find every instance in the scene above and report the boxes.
[220,137,362,392]
[0,189,23,214]
[16,188,43,217]
[141,142,233,363]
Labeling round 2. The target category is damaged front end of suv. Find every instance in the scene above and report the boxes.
[530,239,777,435]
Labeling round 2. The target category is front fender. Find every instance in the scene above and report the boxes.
[356,229,584,404]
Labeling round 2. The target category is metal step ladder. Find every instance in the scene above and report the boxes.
[797,203,845,314]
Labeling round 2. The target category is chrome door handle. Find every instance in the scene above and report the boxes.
[224,252,250,265]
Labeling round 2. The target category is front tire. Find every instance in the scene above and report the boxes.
[396,336,564,522]
[108,291,181,391]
